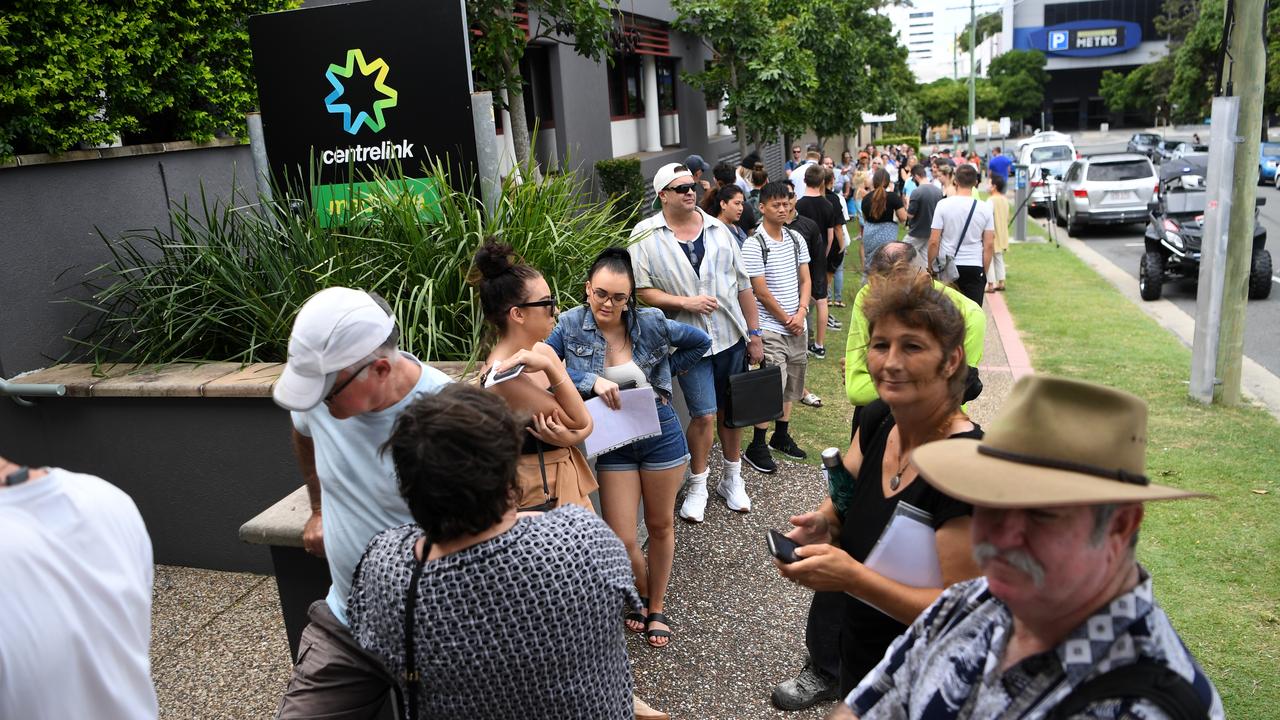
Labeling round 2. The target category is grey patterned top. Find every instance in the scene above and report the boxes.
[347,505,641,720]
[847,570,1224,719]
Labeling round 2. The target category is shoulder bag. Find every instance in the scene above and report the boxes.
[931,199,977,285]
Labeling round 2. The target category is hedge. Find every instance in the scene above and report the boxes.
[874,134,921,152]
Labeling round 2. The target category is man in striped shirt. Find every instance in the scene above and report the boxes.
[629,162,765,522]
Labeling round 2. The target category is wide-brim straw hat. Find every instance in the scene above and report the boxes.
[913,375,1207,508]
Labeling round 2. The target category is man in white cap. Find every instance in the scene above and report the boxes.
[828,375,1223,719]
[274,287,452,718]
[629,162,763,522]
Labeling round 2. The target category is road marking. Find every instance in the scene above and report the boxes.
[1124,242,1145,247]
[1273,275,1280,284]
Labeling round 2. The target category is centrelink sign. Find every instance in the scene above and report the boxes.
[249,0,478,226]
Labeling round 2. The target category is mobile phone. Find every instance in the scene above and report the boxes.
[485,363,526,388]
[766,529,802,564]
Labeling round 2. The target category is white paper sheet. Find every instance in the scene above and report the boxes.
[854,502,943,616]
[582,388,662,458]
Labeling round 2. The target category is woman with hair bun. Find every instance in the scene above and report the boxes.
[469,239,597,512]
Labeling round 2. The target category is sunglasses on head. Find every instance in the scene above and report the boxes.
[664,183,697,195]
[516,298,556,309]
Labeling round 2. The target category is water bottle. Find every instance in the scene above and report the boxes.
[823,447,857,516]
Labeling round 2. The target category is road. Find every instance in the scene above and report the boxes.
[1056,135,1280,378]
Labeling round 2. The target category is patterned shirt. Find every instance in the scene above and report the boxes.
[847,570,1224,720]
[629,208,752,356]
[347,506,641,720]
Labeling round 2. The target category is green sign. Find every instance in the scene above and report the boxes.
[311,176,442,227]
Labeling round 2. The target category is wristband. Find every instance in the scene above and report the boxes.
[748,328,763,337]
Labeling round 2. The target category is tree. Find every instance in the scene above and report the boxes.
[987,49,1050,122]
[674,0,817,155]
[956,11,1002,53]
[468,0,615,181]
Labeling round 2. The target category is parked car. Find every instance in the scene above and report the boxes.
[1017,130,1073,151]
[1140,157,1271,301]
[1155,139,1183,164]
[1170,142,1209,161]
[1126,133,1162,159]
[1018,140,1078,214]
[1258,142,1280,184]
[1055,154,1158,234]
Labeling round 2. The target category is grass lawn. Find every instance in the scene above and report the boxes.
[1002,241,1280,716]
[787,217,1279,714]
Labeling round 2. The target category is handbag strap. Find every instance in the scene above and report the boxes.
[402,543,428,720]
[949,199,979,257]
[536,441,550,502]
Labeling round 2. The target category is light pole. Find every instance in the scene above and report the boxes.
[967,0,976,155]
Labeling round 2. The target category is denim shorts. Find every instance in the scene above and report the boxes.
[677,339,746,418]
[595,398,690,472]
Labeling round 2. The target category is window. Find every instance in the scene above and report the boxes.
[1030,145,1074,163]
[607,53,644,117]
[1044,0,1160,42]
[910,11,933,18]
[657,57,678,113]
[1087,161,1154,182]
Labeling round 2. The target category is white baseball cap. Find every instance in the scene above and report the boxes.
[273,287,395,412]
[652,162,693,195]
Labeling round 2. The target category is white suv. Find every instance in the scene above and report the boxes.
[1018,140,1078,214]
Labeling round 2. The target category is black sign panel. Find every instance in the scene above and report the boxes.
[249,0,477,222]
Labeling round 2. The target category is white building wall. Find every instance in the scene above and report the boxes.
[610,118,642,158]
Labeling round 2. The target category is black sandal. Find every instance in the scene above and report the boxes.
[645,612,672,648]
[625,596,648,634]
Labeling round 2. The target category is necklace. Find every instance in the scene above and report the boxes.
[889,412,965,491]
[889,451,911,491]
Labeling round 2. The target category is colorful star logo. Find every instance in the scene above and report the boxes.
[324,49,398,135]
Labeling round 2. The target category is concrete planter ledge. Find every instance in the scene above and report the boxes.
[14,361,473,398]
[239,485,311,549]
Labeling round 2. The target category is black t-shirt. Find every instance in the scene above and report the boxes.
[838,399,982,685]
[797,195,840,237]
[786,214,825,271]
[736,199,759,235]
[860,191,904,224]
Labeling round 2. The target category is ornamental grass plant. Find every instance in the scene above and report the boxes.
[71,160,634,364]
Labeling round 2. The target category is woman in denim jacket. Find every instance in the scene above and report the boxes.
[546,248,710,649]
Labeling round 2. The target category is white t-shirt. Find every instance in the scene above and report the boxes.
[740,226,811,334]
[790,161,816,198]
[292,353,452,625]
[0,468,158,720]
[930,195,995,268]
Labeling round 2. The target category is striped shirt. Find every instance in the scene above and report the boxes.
[629,208,752,356]
[740,226,810,335]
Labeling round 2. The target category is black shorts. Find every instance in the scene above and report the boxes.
[807,238,828,300]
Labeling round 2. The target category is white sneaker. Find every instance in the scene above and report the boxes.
[679,475,709,522]
[716,475,752,513]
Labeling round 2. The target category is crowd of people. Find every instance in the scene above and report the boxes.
[1,149,1225,720]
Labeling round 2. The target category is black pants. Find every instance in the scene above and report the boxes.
[955,265,986,307]
[805,591,845,679]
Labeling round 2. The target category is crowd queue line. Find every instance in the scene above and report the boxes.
[1,157,1222,720]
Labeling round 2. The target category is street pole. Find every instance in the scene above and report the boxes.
[967,0,976,156]
[1215,0,1266,405]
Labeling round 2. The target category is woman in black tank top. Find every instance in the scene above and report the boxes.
[774,262,985,695]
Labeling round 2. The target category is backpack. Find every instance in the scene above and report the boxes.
[1046,661,1210,720]
[755,226,802,271]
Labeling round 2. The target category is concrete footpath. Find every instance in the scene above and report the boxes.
[144,294,1033,719]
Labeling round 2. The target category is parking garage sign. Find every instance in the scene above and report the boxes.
[1032,20,1141,57]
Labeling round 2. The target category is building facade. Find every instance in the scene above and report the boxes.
[1003,0,1169,130]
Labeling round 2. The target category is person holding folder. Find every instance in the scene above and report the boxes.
[546,248,710,650]
[772,260,983,697]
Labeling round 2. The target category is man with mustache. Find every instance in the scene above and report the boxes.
[829,375,1223,719]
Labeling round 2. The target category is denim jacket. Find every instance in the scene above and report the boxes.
[546,306,711,400]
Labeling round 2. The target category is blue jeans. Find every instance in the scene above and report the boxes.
[831,258,846,302]
[595,399,690,471]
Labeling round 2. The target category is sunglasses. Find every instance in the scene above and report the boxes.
[591,288,630,306]
[516,298,556,310]
[324,359,374,404]
[664,183,697,195]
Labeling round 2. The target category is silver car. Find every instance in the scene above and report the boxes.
[1054,154,1158,234]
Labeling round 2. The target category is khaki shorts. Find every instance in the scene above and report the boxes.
[761,329,808,403]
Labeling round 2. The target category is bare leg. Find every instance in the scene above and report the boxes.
[685,413,715,475]
[599,468,647,631]
[716,411,743,461]
[640,461,687,647]
[815,298,830,348]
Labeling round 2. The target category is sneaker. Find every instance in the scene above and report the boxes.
[808,343,826,359]
[742,442,777,474]
[716,474,752,512]
[679,475,709,522]
[826,315,842,330]
[770,433,807,460]
[771,661,839,711]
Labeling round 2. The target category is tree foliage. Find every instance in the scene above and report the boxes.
[916,77,998,129]
[468,0,616,180]
[956,11,1002,53]
[0,0,297,158]
[987,50,1050,121]
[674,0,817,153]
